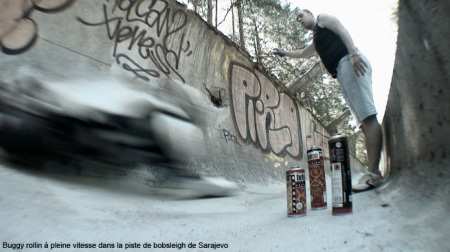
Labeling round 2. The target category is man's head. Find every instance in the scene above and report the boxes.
[297,9,315,30]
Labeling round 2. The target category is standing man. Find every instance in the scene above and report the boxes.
[273,9,383,192]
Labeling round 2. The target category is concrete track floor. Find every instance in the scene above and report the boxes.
[1,163,449,252]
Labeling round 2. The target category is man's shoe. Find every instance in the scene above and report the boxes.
[352,172,384,193]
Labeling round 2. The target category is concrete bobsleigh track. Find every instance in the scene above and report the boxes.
[0,0,449,251]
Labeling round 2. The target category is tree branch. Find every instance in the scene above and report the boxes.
[217,1,237,27]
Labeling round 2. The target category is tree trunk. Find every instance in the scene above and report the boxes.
[252,17,262,64]
[215,0,218,28]
[192,0,197,13]
[236,0,245,50]
[231,0,236,39]
[207,0,213,25]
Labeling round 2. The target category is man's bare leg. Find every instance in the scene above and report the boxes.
[360,115,383,176]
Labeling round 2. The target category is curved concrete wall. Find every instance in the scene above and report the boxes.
[380,0,450,235]
[383,0,450,176]
[0,0,365,183]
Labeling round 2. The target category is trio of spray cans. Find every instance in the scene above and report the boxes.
[286,134,352,216]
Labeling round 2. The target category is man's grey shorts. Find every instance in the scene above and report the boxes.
[337,54,377,123]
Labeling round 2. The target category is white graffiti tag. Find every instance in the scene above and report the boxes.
[229,62,303,159]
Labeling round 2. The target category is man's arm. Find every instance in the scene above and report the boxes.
[285,43,316,58]
[273,43,316,59]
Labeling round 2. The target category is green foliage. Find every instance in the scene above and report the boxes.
[238,1,344,125]
[303,74,347,125]
[240,0,309,76]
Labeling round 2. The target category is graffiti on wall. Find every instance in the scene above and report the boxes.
[78,0,192,83]
[221,128,241,145]
[229,62,303,160]
[0,0,75,55]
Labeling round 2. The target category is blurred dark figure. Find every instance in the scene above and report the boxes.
[0,74,238,198]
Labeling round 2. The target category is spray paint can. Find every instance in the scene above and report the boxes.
[307,147,327,209]
[286,168,307,217]
[328,134,352,215]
